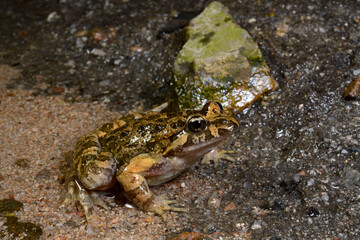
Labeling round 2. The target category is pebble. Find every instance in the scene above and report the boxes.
[234,141,241,147]
[307,178,315,186]
[64,60,76,67]
[224,201,236,211]
[99,80,111,87]
[47,11,60,22]
[321,192,329,202]
[293,173,301,182]
[207,196,221,208]
[307,207,320,217]
[318,27,326,33]
[111,218,119,224]
[251,220,262,230]
[203,223,216,234]
[248,18,256,23]
[68,69,76,74]
[91,48,106,57]
[344,167,360,189]
[76,38,85,48]
[341,149,348,154]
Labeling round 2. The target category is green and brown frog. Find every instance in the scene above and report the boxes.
[61,101,239,220]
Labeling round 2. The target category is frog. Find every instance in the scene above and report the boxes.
[61,101,239,221]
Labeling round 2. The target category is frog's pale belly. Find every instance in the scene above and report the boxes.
[61,101,239,221]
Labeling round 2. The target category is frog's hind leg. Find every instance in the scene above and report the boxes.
[117,153,188,220]
[61,132,117,222]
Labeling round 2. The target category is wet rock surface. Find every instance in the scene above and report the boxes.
[0,0,359,239]
[173,1,277,112]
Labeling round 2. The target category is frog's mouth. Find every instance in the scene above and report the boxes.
[165,133,231,159]
[184,134,229,154]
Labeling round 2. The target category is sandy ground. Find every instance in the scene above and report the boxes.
[0,88,188,239]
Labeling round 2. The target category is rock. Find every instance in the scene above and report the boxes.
[172,1,278,112]
[99,79,111,87]
[224,201,236,211]
[321,192,329,202]
[344,75,360,99]
[307,207,320,217]
[46,11,60,22]
[91,48,106,57]
[203,223,216,234]
[343,167,360,189]
[207,196,221,208]
[251,220,262,230]
[307,178,315,186]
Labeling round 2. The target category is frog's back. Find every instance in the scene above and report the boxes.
[99,111,187,165]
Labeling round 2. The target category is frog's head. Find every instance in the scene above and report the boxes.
[163,101,239,160]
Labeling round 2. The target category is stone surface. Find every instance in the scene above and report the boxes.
[173,1,277,112]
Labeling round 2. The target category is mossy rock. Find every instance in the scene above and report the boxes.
[172,1,277,112]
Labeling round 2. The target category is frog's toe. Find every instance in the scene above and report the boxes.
[89,191,109,210]
[61,178,109,222]
[157,194,188,211]
[60,178,78,207]
[162,200,188,212]
[201,147,237,166]
[164,205,188,213]
[60,190,74,208]
[149,195,188,220]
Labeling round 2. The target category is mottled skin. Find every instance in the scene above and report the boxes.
[61,102,239,221]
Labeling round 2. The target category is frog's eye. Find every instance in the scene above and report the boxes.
[187,116,207,133]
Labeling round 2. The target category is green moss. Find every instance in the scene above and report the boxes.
[248,56,265,66]
[0,198,43,240]
[0,198,23,214]
[3,216,42,240]
[199,32,215,45]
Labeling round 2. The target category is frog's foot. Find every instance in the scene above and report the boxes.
[147,194,188,220]
[201,147,237,166]
[60,178,108,222]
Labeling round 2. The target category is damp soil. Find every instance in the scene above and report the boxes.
[0,0,359,239]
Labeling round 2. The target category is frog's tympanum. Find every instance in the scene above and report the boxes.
[61,101,239,221]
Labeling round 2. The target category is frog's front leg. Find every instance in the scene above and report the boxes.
[117,153,187,219]
[201,147,237,166]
